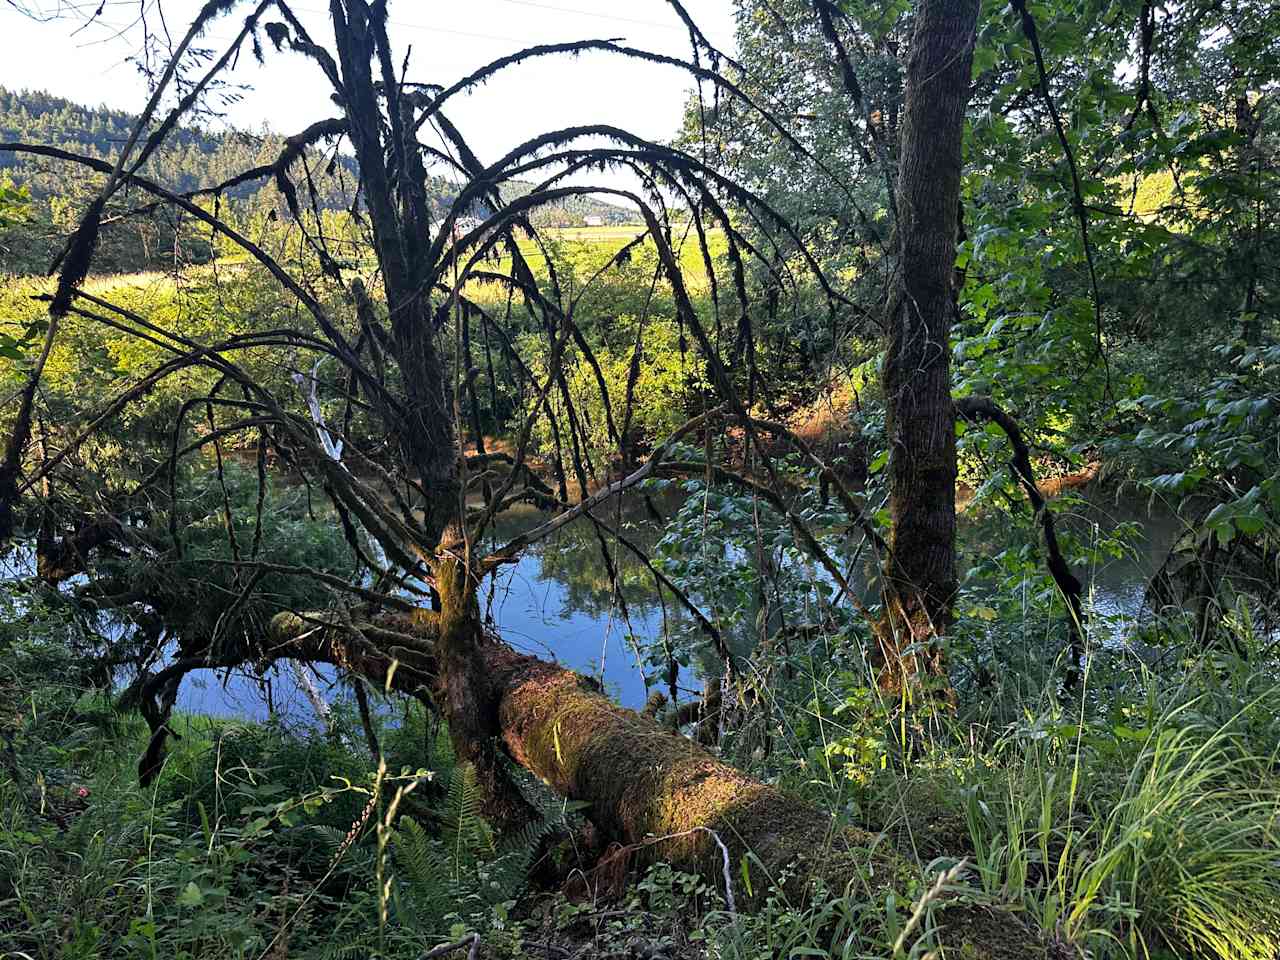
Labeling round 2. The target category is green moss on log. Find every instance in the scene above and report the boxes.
[487,646,1040,956]
[266,613,1039,955]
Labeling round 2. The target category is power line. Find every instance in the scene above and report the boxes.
[289,5,528,44]
[485,0,683,32]
[289,3,682,46]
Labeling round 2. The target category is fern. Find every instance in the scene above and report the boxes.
[443,761,493,880]
[316,759,576,953]
[386,762,570,935]
[319,937,380,960]
[312,823,376,872]
[389,815,455,930]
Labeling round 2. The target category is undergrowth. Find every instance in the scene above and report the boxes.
[2,568,1279,959]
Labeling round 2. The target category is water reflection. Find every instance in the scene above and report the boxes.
[180,494,677,720]
[958,489,1185,626]
[76,489,1191,722]
[478,497,670,707]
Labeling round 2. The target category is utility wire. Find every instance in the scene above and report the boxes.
[485,0,683,31]
[288,1,683,45]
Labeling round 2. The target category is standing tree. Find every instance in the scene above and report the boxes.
[876,0,979,690]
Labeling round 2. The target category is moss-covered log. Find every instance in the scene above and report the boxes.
[265,610,1034,956]
[489,642,887,886]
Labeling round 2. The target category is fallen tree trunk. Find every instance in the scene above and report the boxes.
[490,642,886,889]
[260,610,1032,956]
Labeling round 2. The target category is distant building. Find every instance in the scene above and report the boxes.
[451,215,485,240]
[583,215,605,227]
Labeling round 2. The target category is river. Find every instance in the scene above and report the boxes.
[169,486,1188,724]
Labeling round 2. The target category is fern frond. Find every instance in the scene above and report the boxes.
[383,761,566,937]
[389,814,454,929]
[442,762,494,873]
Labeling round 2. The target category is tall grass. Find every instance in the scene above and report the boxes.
[963,682,1280,959]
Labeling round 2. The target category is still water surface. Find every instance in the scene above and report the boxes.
[175,488,1186,723]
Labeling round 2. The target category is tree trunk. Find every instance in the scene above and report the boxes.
[434,545,537,823]
[326,4,526,821]
[265,609,1033,956]
[491,643,882,884]
[878,0,980,691]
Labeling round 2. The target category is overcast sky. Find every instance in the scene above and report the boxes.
[0,0,739,189]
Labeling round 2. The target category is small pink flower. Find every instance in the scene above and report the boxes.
[76,787,90,799]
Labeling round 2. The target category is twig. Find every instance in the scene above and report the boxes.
[1011,0,1112,401]
[421,932,480,960]
[639,827,736,914]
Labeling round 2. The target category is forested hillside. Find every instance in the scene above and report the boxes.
[0,1,1276,959]
[0,87,637,273]
[0,87,318,196]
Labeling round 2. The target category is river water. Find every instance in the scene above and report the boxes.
[170,487,1187,724]
[176,498,670,721]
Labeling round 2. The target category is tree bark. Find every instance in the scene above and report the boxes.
[878,0,980,691]
[433,544,536,823]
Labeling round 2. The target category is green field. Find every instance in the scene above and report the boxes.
[542,224,648,241]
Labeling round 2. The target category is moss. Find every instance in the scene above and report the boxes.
[251,625,1038,954]
[932,904,1046,959]
[872,773,976,863]
[496,650,834,868]
[261,616,1036,953]
[484,644,1041,953]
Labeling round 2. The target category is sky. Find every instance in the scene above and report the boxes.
[0,0,739,190]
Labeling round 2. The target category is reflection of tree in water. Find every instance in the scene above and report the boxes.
[481,494,673,621]
[473,489,1182,686]
[532,530,659,620]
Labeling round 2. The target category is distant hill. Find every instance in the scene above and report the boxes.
[0,87,638,232]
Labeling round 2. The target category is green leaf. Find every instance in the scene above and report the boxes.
[1112,724,1150,742]
[178,881,204,908]
[972,44,998,77]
